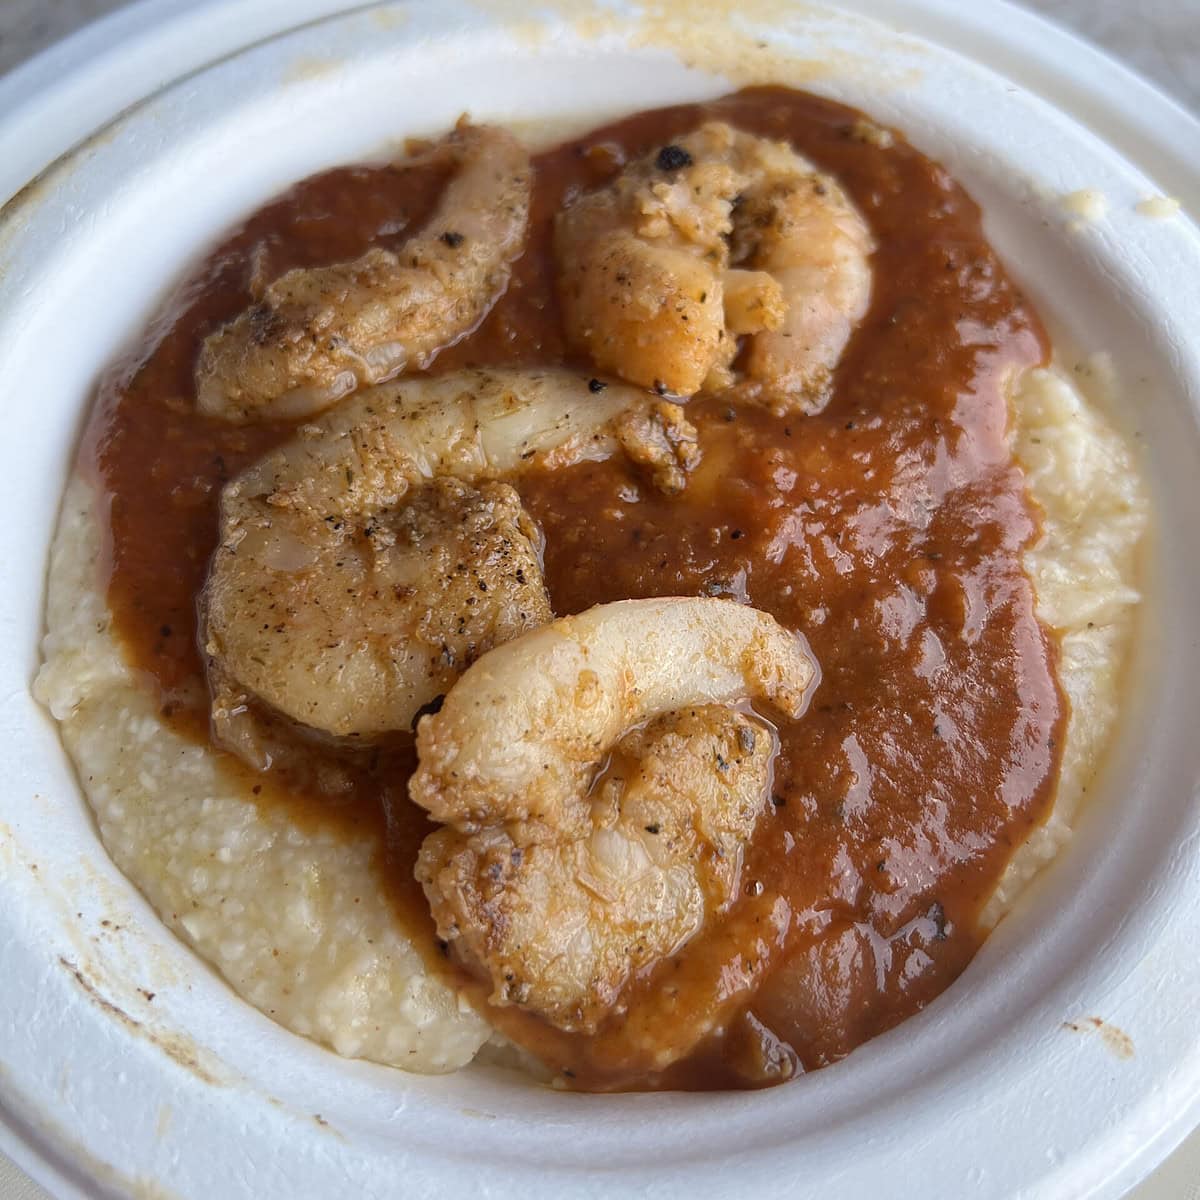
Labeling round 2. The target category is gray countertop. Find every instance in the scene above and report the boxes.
[0,2,1197,1199]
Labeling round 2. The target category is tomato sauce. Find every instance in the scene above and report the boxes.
[82,87,1063,1090]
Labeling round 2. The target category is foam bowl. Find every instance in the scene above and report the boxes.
[1,2,1198,1196]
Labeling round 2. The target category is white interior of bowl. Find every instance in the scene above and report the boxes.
[1,2,1198,1198]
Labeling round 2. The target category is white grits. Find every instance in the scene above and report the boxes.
[983,358,1147,924]
[35,487,491,1071]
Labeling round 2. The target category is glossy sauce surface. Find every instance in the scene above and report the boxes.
[83,87,1063,1090]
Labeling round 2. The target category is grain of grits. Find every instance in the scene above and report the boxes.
[34,361,1147,1071]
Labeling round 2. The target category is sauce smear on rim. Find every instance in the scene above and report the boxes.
[81,86,1064,1090]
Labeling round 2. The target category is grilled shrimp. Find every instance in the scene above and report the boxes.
[196,124,532,422]
[201,370,699,762]
[556,121,874,412]
[411,597,818,1034]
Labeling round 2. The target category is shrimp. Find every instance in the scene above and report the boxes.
[195,124,533,423]
[201,370,700,760]
[556,121,874,413]
[410,597,819,1035]
[419,705,774,1033]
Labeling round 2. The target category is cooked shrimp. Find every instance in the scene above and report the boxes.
[556,121,874,412]
[205,476,550,766]
[202,370,699,759]
[196,124,532,422]
[419,705,773,1032]
[411,597,817,1034]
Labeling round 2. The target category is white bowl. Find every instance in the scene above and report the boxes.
[1,2,1198,1197]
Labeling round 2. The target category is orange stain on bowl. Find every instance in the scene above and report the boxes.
[1064,1016,1135,1060]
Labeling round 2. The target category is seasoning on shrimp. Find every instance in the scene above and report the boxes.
[420,705,774,1033]
[556,121,874,412]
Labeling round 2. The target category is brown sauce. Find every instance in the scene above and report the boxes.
[82,86,1064,1091]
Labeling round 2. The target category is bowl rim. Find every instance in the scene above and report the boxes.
[2,2,1200,1200]
[2,0,1198,212]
